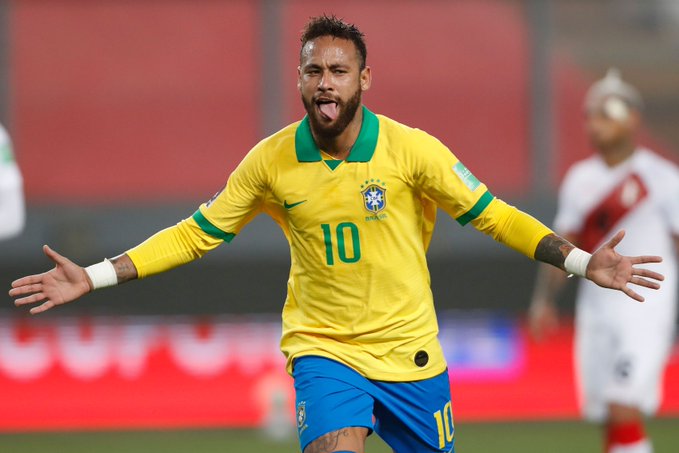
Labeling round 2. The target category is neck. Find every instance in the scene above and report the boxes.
[311,106,364,160]
[600,141,636,167]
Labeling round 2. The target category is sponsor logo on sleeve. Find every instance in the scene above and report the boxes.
[452,162,481,191]
[205,186,225,208]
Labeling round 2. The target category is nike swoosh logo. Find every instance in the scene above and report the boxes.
[284,199,307,210]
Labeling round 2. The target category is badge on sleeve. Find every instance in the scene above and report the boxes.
[452,161,481,191]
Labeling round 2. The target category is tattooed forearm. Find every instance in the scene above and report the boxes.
[534,234,575,270]
[110,254,139,283]
[304,428,350,453]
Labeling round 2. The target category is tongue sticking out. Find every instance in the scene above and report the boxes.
[318,102,338,121]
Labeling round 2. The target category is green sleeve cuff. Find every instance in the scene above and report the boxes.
[456,190,494,226]
[192,210,236,243]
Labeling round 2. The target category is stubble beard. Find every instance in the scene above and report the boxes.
[302,87,362,141]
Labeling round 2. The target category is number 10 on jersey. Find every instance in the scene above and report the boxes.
[321,222,362,265]
[434,401,455,449]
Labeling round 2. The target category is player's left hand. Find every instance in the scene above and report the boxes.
[586,230,664,302]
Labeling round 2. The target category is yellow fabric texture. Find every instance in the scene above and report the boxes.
[124,110,552,382]
[126,217,222,279]
[471,198,553,259]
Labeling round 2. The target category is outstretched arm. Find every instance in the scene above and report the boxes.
[528,230,663,341]
[9,245,138,315]
[9,215,224,314]
[468,199,664,301]
[534,230,663,302]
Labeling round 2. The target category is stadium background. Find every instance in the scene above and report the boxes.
[1,0,678,451]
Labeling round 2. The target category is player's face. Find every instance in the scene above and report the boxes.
[298,36,371,139]
[585,104,637,151]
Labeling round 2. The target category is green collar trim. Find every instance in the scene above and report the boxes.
[324,160,343,171]
[295,106,379,163]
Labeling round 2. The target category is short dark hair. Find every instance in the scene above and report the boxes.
[300,15,367,69]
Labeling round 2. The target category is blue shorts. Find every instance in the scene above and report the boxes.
[293,356,455,453]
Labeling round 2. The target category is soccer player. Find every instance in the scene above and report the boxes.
[0,122,25,240]
[529,69,679,453]
[10,17,664,453]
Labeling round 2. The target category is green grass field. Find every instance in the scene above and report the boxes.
[0,419,676,452]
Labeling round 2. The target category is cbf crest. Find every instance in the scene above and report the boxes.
[296,401,308,434]
[360,179,387,213]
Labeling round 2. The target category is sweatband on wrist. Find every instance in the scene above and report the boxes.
[84,259,118,290]
[564,248,592,278]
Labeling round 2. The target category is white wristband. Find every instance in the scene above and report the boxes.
[85,259,118,290]
[564,248,592,278]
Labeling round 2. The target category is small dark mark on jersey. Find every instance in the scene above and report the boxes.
[414,350,429,367]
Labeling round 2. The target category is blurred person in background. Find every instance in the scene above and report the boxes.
[9,17,665,453]
[529,69,679,453]
[0,122,25,240]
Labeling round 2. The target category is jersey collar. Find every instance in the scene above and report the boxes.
[295,106,379,163]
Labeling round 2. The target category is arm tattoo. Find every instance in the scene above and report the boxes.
[304,428,350,453]
[534,233,574,270]
[111,255,138,283]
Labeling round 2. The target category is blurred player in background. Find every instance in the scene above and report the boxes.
[10,17,665,453]
[530,69,679,453]
[0,122,25,240]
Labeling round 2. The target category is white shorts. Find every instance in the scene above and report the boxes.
[574,286,676,421]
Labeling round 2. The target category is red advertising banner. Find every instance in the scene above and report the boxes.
[0,314,676,431]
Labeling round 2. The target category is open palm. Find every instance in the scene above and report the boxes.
[9,245,92,314]
[586,230,664,302]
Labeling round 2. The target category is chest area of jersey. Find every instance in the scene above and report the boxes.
[270,161,411,229]
[574,170,655,251]
[576,169,655,216]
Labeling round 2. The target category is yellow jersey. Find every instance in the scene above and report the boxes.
[127,106,552,381]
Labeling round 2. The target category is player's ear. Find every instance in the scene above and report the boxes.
[297,66,302,91]
[360,66,371,92]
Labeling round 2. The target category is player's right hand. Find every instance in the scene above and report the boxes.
[528,299,559,342]
[8,245,92,315]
